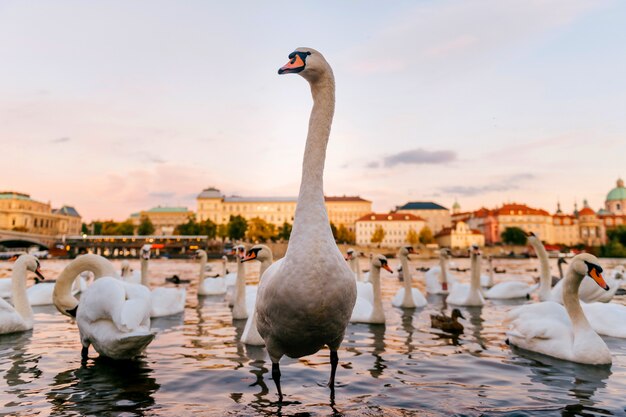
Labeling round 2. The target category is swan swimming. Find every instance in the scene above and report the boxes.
[391,246,427,308]
[0,255,45,335]
[241,245,274,345]
[447,245,485,307]
[139,246,186,318]
[350,254,392,324]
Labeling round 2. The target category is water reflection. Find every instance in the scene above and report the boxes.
[47,357,159,416]
[0,331,41,388]
[464,306,486,351]
[366,324,386,379]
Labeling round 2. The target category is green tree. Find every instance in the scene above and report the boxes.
[217,224,228,242]
[227,215,247,241]
[330,222,338,241]
[371,225,386,247]
[336,224,355,244]
[199,218,217,239]
[81,223,89,235]
[92,221,103,235]
[277,222,292,241]
[607,225,626,246]
[101,220,120,235]
[246,217,276,242]
[137,216,156,235]
[174,217,201,235]
[406,228,419,246]
[419,226,434,244]
[501,227,527,245]
[115,220,135,235]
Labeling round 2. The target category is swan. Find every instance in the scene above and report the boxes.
[241,245,274,345]
[0,255,45,334]
[505,253,611,365]
[484,237,535,299]
[425,249,457,294]
[346,249,373,303]
[225,246,246,287]
[481,256,494,288]
[255,48,357,401]
[120,259,141,284]
[139,246,186,317]
[53,254,155,359]
[350,254,391,324]
[195,249,228,295]
[27,272,88,306]
[228,247,252,311]
[0,278,12,299]
[551,261,621,304]
[447,246,485,306]
[392,246,427,308]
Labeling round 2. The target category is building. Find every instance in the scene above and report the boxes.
[605,178,626,214]
[355,212,425,248]
[395,201,451,233]
[551,203,579,246]
[0,191,82,236]
[434,221,485,249]
[196,187,372,231]
[130,206,193,236]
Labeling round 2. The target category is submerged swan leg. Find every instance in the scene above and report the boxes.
[328,350,338,391]
[272,362,283,402]
[81,345,89,360]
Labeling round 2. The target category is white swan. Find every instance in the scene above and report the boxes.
[241,245,274,345]
[346,249,373,303]
[53,254,155,359]
[196,249,228,295]
[139,246,186,317]
[505,253,611,365]
[484,236,534,299]
[392,246,427,308]
[481,256,495,288]
[228,247,252,312]
[0,255,45,334]
[350,254,391,324]
[426,249,457,295]
[0,278,12,299]
[26,273,88,306]
[551,262,621,304]
[120,259,141,284]
[255,48,357,401]
[447,246,485,306]
[225,247,245,287]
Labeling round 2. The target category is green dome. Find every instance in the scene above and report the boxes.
[607,178,626,201]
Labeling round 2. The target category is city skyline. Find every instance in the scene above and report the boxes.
[2,1,625,221]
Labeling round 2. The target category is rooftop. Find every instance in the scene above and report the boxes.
[144,206,190,213]
[607,178,626,202]
[398,201,448,211]
[52,205,81,217]
[0,191,34,201]
[357,212,425,222]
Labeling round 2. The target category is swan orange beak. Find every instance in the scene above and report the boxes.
[279,54,306,74]
[590,269,609,291]
[382,264,393,273]
[242,252,257,262]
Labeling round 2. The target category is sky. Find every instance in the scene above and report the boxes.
[1,0,625,222]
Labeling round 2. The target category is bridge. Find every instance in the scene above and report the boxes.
[0,229,56,250]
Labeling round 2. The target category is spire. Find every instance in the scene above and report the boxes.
[556,201,562,214]
[618,178,624,188]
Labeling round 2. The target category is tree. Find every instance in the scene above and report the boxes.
[174,217,201,235]
[406,228,419,246]
[370,225,386,247]
[217,224,228,242]
[330,222,338,241]
[277,222,292,241]
[419,226,434,244]
[101,220,120,235]
[336,224,355,244]
[137,216,155,235]
[246,217,276,242]
[115,220,135,235]
[227,215,247,241]
[199,219,217,239]
[81,223,89,235]
[501,227,527,245]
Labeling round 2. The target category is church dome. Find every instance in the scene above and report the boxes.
[606,178,626,202]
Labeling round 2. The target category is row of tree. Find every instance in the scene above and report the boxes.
[368,225,435,246]
[601,225,626,257]
[82,217,155,236]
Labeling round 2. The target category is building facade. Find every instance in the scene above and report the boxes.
[130,206,193,236]
[0,191,81,236]
[355,212,425,248]
[434,221,485,249]
[196,187,372,231]
[395,201,451,233]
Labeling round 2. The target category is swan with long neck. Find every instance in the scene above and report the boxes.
[255,48,357,401]
[228,245,248,309]
[425,249,457,294]
[350,254,391,324]
[346,249,374,302]
[484,234,535,299]
[392,246,427,308]
[241,245,274,345]
[195,249,229,295]
[53,254,155,359]
[505,253,611,365]
[447,246,484,306]
[0,255,45,334]
[139,246,186,317]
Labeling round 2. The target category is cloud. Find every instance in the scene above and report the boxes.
[148,192,176,199]
[50,137,70,143]
[383,148,456,167]
[365,161,380,169]
[439,173,534,196]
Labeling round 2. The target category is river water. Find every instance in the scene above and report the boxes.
[0,257,625,416]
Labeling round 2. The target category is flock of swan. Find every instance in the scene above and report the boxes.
[1,48,625,402]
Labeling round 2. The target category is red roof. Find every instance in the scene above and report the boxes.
[356,212,424,222]
[495,203,550,216]
[324,196,370,203]
[578,207,595,216]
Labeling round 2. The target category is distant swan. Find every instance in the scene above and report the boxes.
[391,246,427,308]
[426,249,458,294]
[0,255,45,335]
[139,246,185,317]
[346,249,373,302]
[241,245,274,345]
[447,246,484,306]
[350,254,391,324]
[196,249,228,295]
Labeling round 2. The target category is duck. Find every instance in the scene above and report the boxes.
[505,253,611,365]
[195,249,228,295]
[241,245,274,345]
[430,309,465,334]
[52,254,155,359]
[447,246,485,307]
[0,255,45,335]
[426,249,458,295]
[392,246,427,308]
[139,246,186,317]
[345,249,373,303]
[255,48,357,401]
[164,274,191,284]
[350,254,392,324]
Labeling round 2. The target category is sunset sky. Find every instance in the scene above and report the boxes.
[2,0,625,221]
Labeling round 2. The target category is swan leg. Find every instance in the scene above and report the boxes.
[272,362,283,402]
[328,350,338,393]
[81,345,89,360]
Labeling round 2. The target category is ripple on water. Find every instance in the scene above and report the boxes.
[0,258,625,416]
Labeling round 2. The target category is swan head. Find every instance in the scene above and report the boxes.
[242,244,272,263]
[371,254,393,273]
[140,244,151,260]
[439,248,450,258]
[399,246,416,257]
[345,248,356,261]
[15,254,46,281]
[279,48,331,83]
[234,244,246,260]
[571,253,608,290]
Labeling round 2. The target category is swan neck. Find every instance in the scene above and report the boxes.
[401,254,412,289]
[470,253,481,293]
[11,259,33,322]
[140,257,149,287]
[259,257,272,279]
[370,266,384,321]
[198,253,207,281]
[562,266,592,332]
[488,257,494,286]
[54,255,117,312]
[233,258,247,311]
[530,237,551,300]
[439,255,448,283]
[351,257,361,281]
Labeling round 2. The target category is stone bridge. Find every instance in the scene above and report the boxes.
[0,229,56,249]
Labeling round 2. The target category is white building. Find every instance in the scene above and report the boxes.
[355,212,425,248]
[434,221,485,249]
[395,201,451,233]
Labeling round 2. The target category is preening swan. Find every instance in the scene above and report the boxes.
[53,254,155,359]
[391,246,427,308]
[120,259,141,284]
[447,245,485,307]
[139,246,186,318]
[425,249,457,294]
[505,253,611,365]
[255,48,357,401]
[27,272,87,306]
[241,245,274,345]
[0,255,45,335]
[195,249,228,295]
[350,254,392,324]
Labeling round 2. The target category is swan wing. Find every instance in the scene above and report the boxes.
[150,287,186,317]
[350,296,373,323]
[0,297,30,334]
[26,283,55,306]
[582,302,626,338]
[485,281,532,299]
